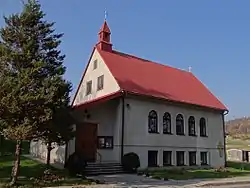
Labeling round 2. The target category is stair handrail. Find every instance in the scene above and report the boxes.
[96,151,102,163]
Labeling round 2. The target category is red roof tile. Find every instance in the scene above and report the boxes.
[97,47,228,111]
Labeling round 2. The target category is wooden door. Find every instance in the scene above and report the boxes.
[76,123,97,162]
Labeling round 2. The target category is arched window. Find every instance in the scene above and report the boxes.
[188,116,196,136]
[148,110,158,133]
[200,117,207,137]
[176,114,184,135]
[163,112,171,134]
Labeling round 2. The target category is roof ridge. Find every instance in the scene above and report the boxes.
[112,49,192,74]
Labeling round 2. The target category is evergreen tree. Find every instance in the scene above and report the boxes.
[38,107,76,167]
[0,0,73,184]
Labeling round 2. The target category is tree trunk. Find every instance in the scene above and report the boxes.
[10,140,22,185]
[46,142,52,167]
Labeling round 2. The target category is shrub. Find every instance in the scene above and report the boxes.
[64,152,87,176]
[122,152,140,172]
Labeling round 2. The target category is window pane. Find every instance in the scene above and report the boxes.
[148,150,158,167]
[163,113,171,134]
[176,151,185,166]
[98,136,113,149]
[200,118,206,136]
[163,151,172,166]
[86,81,92,95]
[201,152,208,165]
[148,110,158,133]
[97,75,104,90]
[93,59,98,69]
[189,152,196,166]
[176,114,184,135]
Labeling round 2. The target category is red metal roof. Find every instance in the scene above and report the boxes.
[73,91,122,110]
[97,47,228,111]
[99,21,111,34]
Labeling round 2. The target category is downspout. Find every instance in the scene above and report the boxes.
[64,141,68,167]
[120,90,125,162]
[222,110,229,167]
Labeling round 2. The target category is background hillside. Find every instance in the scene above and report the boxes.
[226,117,250,134]
[226,117,250,150]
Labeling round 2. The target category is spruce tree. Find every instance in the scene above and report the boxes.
[0,0,73,184]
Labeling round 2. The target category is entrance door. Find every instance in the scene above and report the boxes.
[76,123,97,162]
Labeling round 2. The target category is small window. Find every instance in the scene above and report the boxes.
[200,118,207,137]
[188,116,196,136]
[148,150,158,167]
[93,59,98,70]
[176,151,185,166]
[189,151,196,166]
[163,112,171,134]
[163,151,172,166]
[148,110,158,133]
[97,75,104,91]
[200,152,208,165]
[86,81,92,95]
[176,114,184,135]
[97,136,113,149]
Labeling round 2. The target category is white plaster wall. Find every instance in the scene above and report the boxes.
[30,140,65,166]
[123,97,225,169]
[67,100,121,162]
[73,49,120,106]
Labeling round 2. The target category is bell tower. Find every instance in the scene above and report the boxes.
[96,20,112,52]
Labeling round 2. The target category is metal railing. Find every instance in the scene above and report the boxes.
[96,151,102,163]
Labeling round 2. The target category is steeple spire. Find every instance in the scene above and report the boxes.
[96,15,112,52]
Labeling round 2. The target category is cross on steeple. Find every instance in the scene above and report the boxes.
[104,10,107,20]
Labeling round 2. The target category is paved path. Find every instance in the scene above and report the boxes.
[47,174,250,187]
[87,174,203,187]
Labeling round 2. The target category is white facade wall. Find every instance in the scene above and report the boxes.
[73,49,120,106]
[67,100,122,163]
[122,97,225,169]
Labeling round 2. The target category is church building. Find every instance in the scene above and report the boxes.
[30,20,228,169]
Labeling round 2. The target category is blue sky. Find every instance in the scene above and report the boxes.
[1,0,250,120]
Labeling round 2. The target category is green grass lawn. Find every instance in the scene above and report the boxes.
[0,155,96,187]
[141,161,250,180]
[226,136,250,150]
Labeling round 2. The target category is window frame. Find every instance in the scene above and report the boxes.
[200,117,207,137]
[148,150,158,167]
[188,116,196,136]
[97,136,113,149]
[176,151,185,166]
[93,59,98,70]
[163,112,172,134]
[148,110,158,134]
[189,151,196,166]
[97,75,104,91]
[176,114,185,135]
[200,151,208,165]
[86,80,92,96]
[163,151,172,166]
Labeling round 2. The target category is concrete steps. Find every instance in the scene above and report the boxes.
[85,162,124,175]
